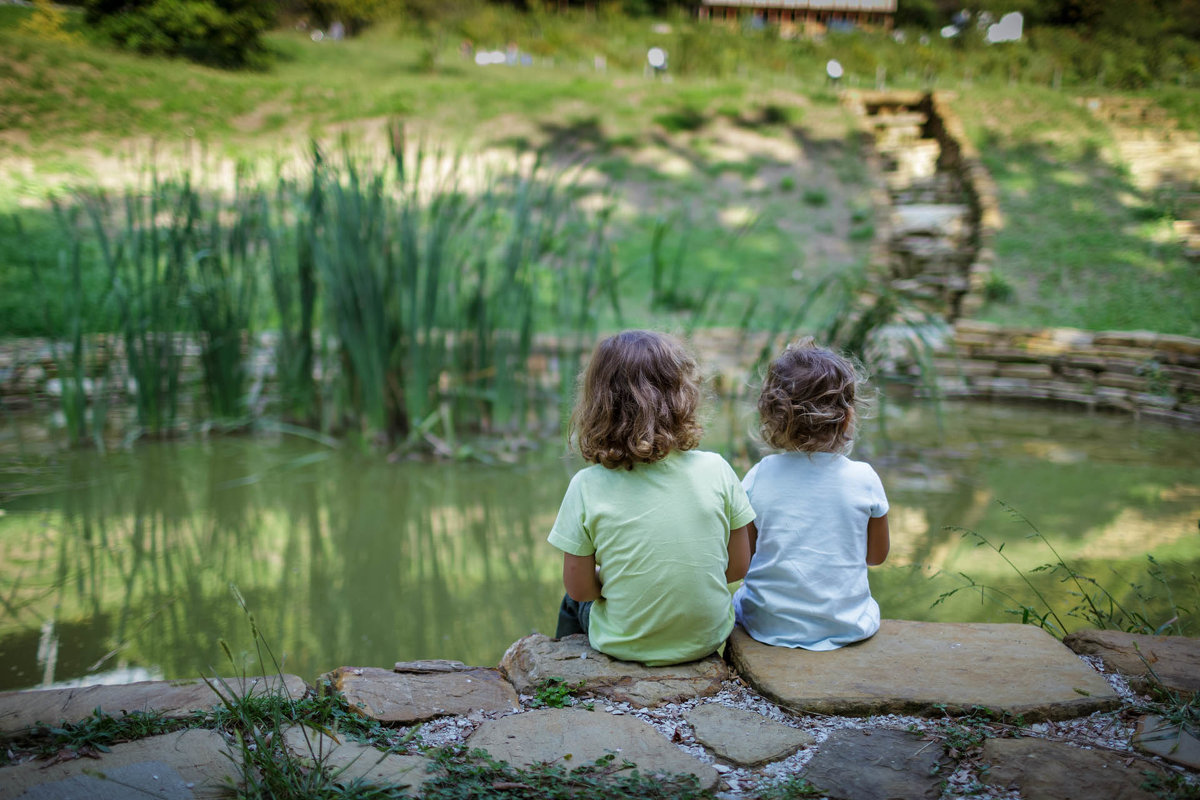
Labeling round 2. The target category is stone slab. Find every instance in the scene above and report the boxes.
[467,708,718,790]
[321,666,519,724]
[801,728,947,800]
[0,728,239,800]
[0,676,307,738]
[981,736,1165,800]
[728,621,1119,721]
[499,634,727,707]
[1133,714,1200,770]
[1063,629,1200,697]
[684,703,814,767]
[281,726,430,795]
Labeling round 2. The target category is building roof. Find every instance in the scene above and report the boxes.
[699,0,896,10]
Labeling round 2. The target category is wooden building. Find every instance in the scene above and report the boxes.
[698,0,896,33]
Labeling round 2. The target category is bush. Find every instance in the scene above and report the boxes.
[82,0,275,68]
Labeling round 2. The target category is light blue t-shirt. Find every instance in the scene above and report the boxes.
[733,451,889,650]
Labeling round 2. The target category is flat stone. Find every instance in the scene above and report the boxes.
[499,634,727,707]
[393,660,469,673]
[321,666,519,724]
[467,708,718,790]
[728,621,1118,721]
[1063,629,1200,697]
[892,204,970,237]
[0,728,239,800]
[1133,714,1200,770]
[800,728,947,800]
[0,676,307,738]
[281,726,430,795]
[981,737,1165,800]
[684,703,814,766]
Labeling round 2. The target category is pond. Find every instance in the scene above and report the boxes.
[1,398,1197,692]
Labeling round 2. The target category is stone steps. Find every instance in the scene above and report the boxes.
[1,621,1196,798]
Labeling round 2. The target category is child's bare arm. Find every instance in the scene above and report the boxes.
[725,525,752,582]
[563,553,603,601]
[746,521,759,556]
[866,515,890,566]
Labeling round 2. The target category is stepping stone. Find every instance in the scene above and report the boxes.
[684,703,814,766]
[728,621,1118,721]
[1063,629,1200,697]
[321,665,519,725]
[801,728,948,800]
[1133,714,1200,770]
[0,676,307,738]
[280,726,431,795]
[467,707,718,790]
[891,204,970,238]
[0,728,239,800]
[499,634,727,707]
[981,737,1166,800]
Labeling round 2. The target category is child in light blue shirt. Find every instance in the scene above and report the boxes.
[734,339,890,650]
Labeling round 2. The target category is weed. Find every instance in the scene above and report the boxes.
[22,708,194,759]
[779,176,796,192]
[933,503,1195,639]
[751,774,822,798]
[1140,769,1200,800]
[420,746,713,800]
[801,188,829,207]
[530,676,590,709]
[983,272,1015,304]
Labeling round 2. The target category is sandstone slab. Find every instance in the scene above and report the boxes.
[1063,629,1200,697]
[499,634,727,707]
[684,703,814,766]
[281,726,431,795]
[0,728,239,800]
[321,665,519,724]
[981,736,1165,800]
[1133,714,1200,770]
[467,707,718,789]
[801,728,948,800]
[0,675,307,738]
[728,621,1118,721]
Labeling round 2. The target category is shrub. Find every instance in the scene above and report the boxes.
[82,0,276,68]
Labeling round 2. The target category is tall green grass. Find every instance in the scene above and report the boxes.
[39,135,625,449]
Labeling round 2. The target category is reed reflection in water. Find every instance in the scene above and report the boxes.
[2,399,1199,690]
[0,439,569,691]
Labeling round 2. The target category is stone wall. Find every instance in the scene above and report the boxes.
[933,320,1200,424]
[847,90,999,321]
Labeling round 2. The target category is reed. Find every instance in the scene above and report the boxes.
[82,176,189,438]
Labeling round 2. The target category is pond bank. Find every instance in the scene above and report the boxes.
[1,621,1197,799]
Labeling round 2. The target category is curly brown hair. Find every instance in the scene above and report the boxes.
[570,330,704,470]
[758,339,860,453]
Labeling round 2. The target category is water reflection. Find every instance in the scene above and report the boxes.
[1,400,1197,690]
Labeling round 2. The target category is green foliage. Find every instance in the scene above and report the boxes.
[20,708,194,759]
[529,676,590,709]
[19,0,78,43]
[933,502,1197,639]
[81,0,275,68]
[751,775,822,799]
[801,188,828,207]
[420,746,713,800]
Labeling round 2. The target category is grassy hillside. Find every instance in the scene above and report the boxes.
[2,5,1198,338]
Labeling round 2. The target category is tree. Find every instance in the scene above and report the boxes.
[82,0,276,68]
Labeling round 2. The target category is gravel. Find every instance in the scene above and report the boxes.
[407,653,1199,799]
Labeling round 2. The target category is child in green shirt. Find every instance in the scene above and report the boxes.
[548,330,756,666]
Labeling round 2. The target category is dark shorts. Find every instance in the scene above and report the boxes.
[555,594,593,638]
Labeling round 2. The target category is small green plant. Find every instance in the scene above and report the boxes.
[530,676,590,709]
[22,708,195,760]
[802,188,829,207]
[983,272,1015,303]
[849,223,875,242]
[751,774,822,799]
[1140,768,1200,800]
[779,176,796,192]
[420,746,712,800]
[654,107,707,133]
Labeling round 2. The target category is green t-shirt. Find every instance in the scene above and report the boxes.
[547,450,756,666]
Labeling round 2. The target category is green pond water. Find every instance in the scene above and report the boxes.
[1,399,1197,692]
